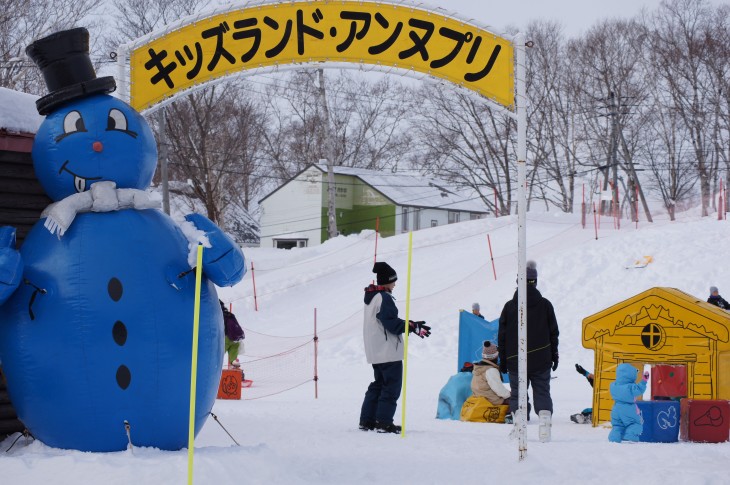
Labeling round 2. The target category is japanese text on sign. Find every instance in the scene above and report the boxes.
[129,1,514,111]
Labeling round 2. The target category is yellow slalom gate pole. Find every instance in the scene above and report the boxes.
[400,231,413,437]
[187,245,204,485]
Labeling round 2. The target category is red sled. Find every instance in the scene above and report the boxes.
[242,379,253,388]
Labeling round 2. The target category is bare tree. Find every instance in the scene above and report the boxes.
[261,70,415,179]
[0,0,100,92]
[409,84,516,215]
[568,18,654,222]
[525,20,579,213]
[641,95,697,220]
[704,4,730,213]
[165,84,267,235]
[108,0,268,244]
[649,0,717,216]
[106,0,209,47]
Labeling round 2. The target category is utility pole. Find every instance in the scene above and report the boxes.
[597,92,620,219]
[316,68,337,240]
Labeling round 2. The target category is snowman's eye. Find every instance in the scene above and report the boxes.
[106,108,138,138]
[56,111,87,141]
[107,109,127,131]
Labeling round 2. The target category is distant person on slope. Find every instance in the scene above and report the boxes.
[360,262,431,434]
[707,286,730,310]
[220,300,245,369]
[472,302,485,319]
[498,260,559,424]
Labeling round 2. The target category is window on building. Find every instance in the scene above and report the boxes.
[431,220,438,227]
[470,213,481,220]
[402,207,409,231]
[273,239,308,249]
[448,211,460,224]
[413,209,421,230]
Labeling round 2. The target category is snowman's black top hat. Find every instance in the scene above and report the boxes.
[26,27,116,115]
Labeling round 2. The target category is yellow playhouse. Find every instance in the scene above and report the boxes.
[582,287,730,426]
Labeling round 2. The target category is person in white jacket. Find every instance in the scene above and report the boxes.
[359,262,431,434]
[471,341,511,405]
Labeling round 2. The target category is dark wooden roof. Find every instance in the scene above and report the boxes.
[0,131,51,247]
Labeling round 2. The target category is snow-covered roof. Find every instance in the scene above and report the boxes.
[315,164,487,213]
[262,163,487,213]
[0,87,43,134]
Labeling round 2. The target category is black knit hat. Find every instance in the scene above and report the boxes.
[26,27,116,115]
[526,260,538,285]
[373,262,397,285]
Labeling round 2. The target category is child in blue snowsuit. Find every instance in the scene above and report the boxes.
[608,363,649,442]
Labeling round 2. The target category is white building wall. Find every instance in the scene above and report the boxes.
[397,207,484,233]
[259,167,323,248]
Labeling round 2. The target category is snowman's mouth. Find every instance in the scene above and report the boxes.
[59,161,102,193]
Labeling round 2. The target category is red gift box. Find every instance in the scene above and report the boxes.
[680,399,730,443]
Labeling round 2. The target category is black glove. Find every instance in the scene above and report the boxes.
[409,321,431,338]
[552,353,559,371]
[575,363,588,376]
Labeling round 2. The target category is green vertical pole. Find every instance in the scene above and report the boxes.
[187,245,204,485]
[400,231,413,437]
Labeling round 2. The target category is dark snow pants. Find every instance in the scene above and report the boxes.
[507,367,553,418]
[360,361,403,425]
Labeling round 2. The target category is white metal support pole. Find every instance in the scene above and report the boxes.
[158,107,170,215]
[116,44,129,104]
[515,32,528,461]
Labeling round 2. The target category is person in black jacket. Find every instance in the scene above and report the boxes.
[498,260,559,422]
[707,286,730,310]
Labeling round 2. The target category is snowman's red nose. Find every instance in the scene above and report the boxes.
[92,141,103,152]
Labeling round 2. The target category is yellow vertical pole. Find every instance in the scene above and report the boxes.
[187,245,204,485]
[400,231,413,437]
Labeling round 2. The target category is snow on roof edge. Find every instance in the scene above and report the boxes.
[0,87,43,135]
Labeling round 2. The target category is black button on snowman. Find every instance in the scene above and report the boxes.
[0,28,246,452]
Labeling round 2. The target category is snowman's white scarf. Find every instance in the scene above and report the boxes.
[41,181,161,237]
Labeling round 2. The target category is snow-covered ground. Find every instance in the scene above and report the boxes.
[3,208,730,484]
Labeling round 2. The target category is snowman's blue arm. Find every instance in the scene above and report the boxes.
[0,226,24,306]
[184,214,246,286]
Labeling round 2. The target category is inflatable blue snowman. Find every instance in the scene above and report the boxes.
[0,28,245,452]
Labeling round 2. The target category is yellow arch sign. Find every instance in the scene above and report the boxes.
[127,0,514,111]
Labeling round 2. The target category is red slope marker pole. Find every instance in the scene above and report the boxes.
[251,261,258,311]
[487,234,497,280]
[314,307,319,399]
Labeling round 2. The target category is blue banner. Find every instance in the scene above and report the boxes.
[458,311,508,382]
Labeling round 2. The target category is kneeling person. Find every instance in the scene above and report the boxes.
[471,341,510,405]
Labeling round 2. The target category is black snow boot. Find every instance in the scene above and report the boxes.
[359,420,376,431]
[375,421,401,434]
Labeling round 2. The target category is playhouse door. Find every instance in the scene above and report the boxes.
[651,364,687,400]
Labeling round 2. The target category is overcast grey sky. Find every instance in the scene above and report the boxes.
[436,0,722,36]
